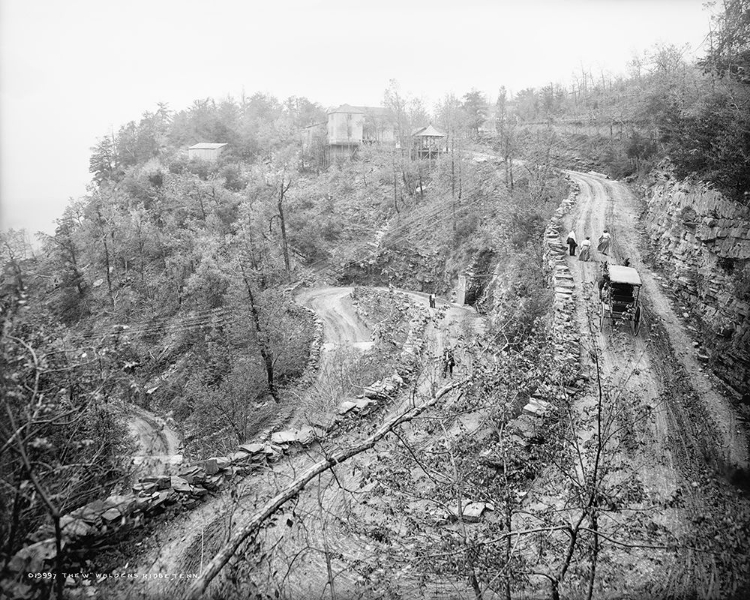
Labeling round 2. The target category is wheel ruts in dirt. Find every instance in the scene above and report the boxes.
[633,306,642,336]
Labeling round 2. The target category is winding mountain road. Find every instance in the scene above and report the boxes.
[117,170,748,600]
[128,407,182,477]
[566,170,747,470]
[122,286,481,599]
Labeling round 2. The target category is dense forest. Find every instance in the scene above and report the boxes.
[499,0,750,200]
[1,1,748,598]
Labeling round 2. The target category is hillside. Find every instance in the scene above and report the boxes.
[2,3,750,597]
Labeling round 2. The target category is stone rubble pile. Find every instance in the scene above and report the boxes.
[7,422,333,577]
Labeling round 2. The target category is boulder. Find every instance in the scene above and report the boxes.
[524,398,552,416]
[354,398,376,411]
[239,442,265,455]
[214,456,231,470]
[74,499,108,523]
[448,501,489,523]
[104,494,137,515]
[203,475,224,491]
[461,502,488,523]
[295,425,325,445]
[148,490,173,511]
[60,516,93,538]
[264,445,283,461]
[191,486,208,498]
[271,431,298,445]
[141,476,171,490]
[171,476,192,494]
[132,482,158,496]
[101,508,122,524]
[7,538,57,574]
[338,401,358,415]
[203,458,219,475]
[179,465,206,485]
[229,450,251,463]
[363,384,387,400]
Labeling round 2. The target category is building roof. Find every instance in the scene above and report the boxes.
[354,106,392,117]
[189,143,228,150]
[608,265,642,286]
[413,124,447,138]
[327,104,365,115]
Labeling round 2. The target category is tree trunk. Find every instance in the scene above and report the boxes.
[278,179,292,276]
[586,512,599,600]
[551,579,560,600]
[97,208,115,309]
[239,264,279,403]
[53,513,64,600]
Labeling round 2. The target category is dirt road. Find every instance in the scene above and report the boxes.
[122,288,481,599]
[297,286,374,353]
[127,407,182,476]
[565,170,747,470]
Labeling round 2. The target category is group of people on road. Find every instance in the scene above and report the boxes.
[566,228,611,262]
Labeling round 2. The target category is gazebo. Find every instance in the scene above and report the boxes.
[412,124,447,159]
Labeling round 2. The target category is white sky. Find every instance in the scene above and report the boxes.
[0,0,712,236]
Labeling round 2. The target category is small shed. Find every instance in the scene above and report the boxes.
[188,142,227,162]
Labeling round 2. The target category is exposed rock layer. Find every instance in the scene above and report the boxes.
[640,166,750,399]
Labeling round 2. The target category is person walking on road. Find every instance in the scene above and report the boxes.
[579,237,592,261]
[429,293,436,308]
[598,229,611,256]
[566,230,578,256]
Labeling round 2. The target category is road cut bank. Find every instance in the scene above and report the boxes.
[641,163,750,400]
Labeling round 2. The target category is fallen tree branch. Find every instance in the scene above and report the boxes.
[183,378,466,600]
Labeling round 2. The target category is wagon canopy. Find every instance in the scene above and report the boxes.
[608,265,642,286]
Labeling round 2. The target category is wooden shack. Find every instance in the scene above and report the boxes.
[188,142,228,162]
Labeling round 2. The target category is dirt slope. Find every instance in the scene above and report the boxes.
[115,289,481,599]
[111,172,749,600]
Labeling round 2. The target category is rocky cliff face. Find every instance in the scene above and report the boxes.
[640,165,750,400]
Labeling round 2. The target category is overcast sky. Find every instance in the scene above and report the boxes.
[1,0,712,236]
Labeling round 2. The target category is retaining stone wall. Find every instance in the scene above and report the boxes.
[543,177,584,377]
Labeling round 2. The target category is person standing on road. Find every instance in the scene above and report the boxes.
[579,237,592,261]
[566,230,578,256]
[429,293,436,308]
[598,229,611,255]
[597,262,611,300]
[442,348,456,378]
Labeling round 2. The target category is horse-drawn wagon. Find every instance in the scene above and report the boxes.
[600,264,642,335]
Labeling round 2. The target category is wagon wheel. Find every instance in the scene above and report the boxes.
[633,306,642,336]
